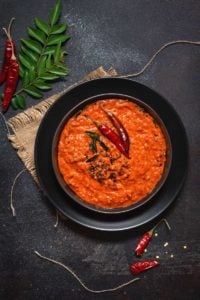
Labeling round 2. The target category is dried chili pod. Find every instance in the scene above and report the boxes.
[0,18,15,85]
[103,109,130,154]
[2,41,19,112]
[94,121,129,158]
[135,219,171,256]
[130,260,159,275]
[135,231,153,256]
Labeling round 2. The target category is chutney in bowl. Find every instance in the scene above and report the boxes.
[52,94,172,214]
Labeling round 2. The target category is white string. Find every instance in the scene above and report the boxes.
[118,40,200,78]
[34,251,140,293]
[54,210,59,228]
[10,169,26,216]
[162,218,171,231]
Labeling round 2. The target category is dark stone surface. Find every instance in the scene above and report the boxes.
[0,1,199,299]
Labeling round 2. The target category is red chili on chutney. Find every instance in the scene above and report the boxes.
[57,99,167,209]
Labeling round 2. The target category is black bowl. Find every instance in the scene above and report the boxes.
[52,92,172,214]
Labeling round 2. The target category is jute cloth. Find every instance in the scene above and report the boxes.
[7,67,117,184]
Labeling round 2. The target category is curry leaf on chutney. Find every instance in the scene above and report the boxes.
[85,131,109,153]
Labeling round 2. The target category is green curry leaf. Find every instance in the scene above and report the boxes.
[35,17,50,35]
[50,0,61,26]
[13,0,70,111]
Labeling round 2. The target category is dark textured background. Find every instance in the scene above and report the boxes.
[0,1,199,299]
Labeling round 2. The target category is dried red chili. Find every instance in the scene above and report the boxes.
[0,18,15,85]
[135,218,171,256]
[130,260,159,275]
[103,109,130,154]
[94,121,129,158]
[2,38,19,113]
[135,231,152,256]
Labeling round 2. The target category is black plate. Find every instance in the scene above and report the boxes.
[35,78,188,231]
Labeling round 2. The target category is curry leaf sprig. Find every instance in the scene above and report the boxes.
[12,0,70,109]
[85,131,109,162]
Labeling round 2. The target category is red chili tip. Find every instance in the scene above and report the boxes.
[121,150,130,159]
[2,105,7,113]
[124,152,130,159]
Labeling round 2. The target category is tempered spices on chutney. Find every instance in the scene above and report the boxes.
[57,99,167,209]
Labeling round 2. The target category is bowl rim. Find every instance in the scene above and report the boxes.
[51,93,172,215]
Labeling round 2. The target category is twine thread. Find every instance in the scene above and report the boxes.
[10,169,26,216]
[34,251,140,293]
[54,210,59,228]
[119,40,200,78]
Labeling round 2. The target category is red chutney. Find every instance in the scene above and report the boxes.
[57,99,167,209]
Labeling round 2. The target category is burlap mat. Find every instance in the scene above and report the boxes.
[7,67,117,184]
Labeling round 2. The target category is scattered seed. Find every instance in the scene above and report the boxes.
[154,232,158,237]
[164,242,169,247]
[155,255,160,259]
[144,249,148,253]
[170,254,174,258]
[183,245,187,249]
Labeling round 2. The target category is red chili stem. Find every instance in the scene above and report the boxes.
[130,260,159,275]
[102,108,130,154]
[2,17,15,41]
[135,218,171,256]
[0,18,15,85]
[94,120,129,158]
[150,218,171,234]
